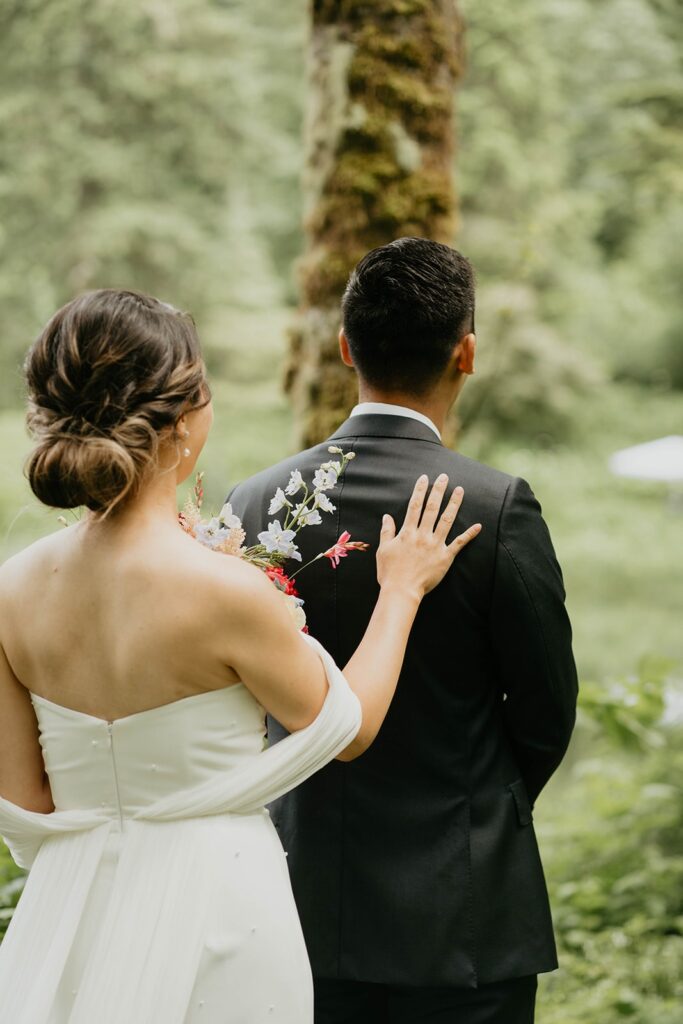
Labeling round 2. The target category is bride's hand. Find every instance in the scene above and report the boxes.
[376,474,481,602]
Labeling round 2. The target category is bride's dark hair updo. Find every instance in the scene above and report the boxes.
[24,288,209,516]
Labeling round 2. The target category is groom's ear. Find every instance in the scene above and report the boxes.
[454,333,476,375]
[339,328,355,368]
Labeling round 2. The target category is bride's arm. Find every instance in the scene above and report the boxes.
[218,475,480,761]
[0,642,54,813]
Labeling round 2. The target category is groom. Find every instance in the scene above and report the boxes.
[227,237,578,1023]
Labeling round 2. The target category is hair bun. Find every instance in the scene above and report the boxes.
[26,434,138,514]
[24,289,207,516]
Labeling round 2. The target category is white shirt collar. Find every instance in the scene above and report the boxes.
[350,402,442,440]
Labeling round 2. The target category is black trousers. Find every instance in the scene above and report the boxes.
[314,975,538,1024]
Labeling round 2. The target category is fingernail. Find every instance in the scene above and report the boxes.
[438,474,448,483]
[455,485,464,495]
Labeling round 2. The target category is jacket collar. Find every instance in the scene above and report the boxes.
[328,413,444,447]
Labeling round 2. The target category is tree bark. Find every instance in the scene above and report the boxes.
[286,0,464,447]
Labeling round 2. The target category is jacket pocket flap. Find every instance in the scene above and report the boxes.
[508,779,533,826]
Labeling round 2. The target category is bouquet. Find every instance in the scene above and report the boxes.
[179,446,368,630]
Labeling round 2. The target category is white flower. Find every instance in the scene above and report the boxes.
[268,487,291,516]
[257,520,302,561]
[218,502,242,529]
[291,502,323,528]
[315,492,336,514]
[285,469,304,496]
[283,593,307,631]
[346,451,356,460]
[328,445,343,455]
[195,518,226,549]
[300,508,323,527]
[313,465,339,491]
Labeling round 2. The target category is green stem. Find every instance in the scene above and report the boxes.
[282,495,296,530]
[286,483,310,531]
[290,551,325,579]
[243,544,268,558]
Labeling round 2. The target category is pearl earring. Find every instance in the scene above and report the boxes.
[179,426,191,457]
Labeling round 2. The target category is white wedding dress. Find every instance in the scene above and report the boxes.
[0,634,361,1024]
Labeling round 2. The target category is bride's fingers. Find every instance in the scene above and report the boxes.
[434,485,464,542]
[402,475,429,531]
[380,513,396,544]
[418,474,449,532]
[447,521,483,556]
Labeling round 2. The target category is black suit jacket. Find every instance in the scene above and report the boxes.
[227,414,578,988]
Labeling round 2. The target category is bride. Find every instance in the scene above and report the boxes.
[0,288,480,1023]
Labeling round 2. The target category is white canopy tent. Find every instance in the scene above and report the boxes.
[609,435,683,483]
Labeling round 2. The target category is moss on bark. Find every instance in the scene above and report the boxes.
[288,0,463,446]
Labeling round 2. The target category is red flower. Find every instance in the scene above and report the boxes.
[265,565,300,597]
[323,531,369,568]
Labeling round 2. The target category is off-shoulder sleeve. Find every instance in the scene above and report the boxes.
[140,632,361,821]
[0,634,360,858]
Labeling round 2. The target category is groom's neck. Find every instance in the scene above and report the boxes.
[356,383,456,435]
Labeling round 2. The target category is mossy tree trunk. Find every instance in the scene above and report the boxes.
[286,0,463,447]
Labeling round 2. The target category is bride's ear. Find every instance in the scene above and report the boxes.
[175,414,190,440]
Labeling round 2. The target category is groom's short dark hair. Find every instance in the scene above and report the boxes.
[341,237,475,395]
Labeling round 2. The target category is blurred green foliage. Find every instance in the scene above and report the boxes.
[1,0,681,415]
[537,659,683,1022]
[456,0,683,439]
[0,0,304,406]
[0,849,23,943]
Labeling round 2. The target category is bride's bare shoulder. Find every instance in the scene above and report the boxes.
[0,529,75,639]
[173,536,278,614]
[0,527,70,589]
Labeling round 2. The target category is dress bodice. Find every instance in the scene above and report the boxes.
[0,633,361,1024]
[31,684,267,821]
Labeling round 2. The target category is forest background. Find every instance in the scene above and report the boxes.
[0,1,681,1020]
